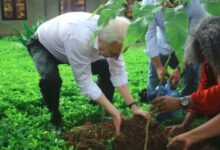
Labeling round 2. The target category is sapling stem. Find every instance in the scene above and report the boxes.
[144,51,172,150]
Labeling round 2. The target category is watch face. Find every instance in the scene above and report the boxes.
[180,97,189,107]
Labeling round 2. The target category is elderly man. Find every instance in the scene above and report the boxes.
[152,16,220,149]
[27,12,149,133]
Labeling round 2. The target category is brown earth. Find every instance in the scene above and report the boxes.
[65,116,219,150]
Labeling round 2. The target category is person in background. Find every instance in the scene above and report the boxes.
[26,12,149,133]
[166,0,210,134]
[142,0,208,101]
[152,16,220,149]
[141,0,208,123]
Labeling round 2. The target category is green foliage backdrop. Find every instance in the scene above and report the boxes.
[97,0,220,62]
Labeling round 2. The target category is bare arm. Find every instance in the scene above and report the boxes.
[95,94,121,135]
[152,56,169,80]
[168,114,220,150]
[117,84,150,119]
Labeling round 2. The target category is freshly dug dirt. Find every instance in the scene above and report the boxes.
[65,116,219,150]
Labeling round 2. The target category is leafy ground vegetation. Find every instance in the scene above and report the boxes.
[0,36,148,149]
[1,37,219,150]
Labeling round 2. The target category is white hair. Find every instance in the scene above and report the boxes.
[97,17,131,44]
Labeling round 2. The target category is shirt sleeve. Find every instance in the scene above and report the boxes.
[145,17,160,58]
[191,84,220,115]
[190,62,220,114]
[64,35,102,101]
[107,55,128,87]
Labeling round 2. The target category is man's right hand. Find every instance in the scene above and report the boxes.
[169,67,181,88]
[156,66,170,81]
[152,56,169,81]
[95,94,122,135]
[167,133,193,150]
[166,124,188,136]
[151,96,181,115]
[112,111,122,136]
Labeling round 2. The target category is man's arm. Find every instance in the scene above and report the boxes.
[152,55,169,80]
[151,95,195,115]
[95,94,121,135]
[168,114,220,150]
[117,84,150,119]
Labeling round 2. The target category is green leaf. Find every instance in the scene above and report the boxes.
[97,9,117,27]
[123,17,148,50]
[132,1,141,19]
[204,1,220,16]
[96,0,127,28]
[165,7,188,62]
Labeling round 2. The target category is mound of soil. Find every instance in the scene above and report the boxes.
[65,116,219,150]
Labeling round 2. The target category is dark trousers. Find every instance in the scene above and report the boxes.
[26,35,115,115]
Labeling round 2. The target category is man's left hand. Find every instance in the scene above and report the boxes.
[131,106,151,119]
[169,68,181,88]
[151,96,181,115]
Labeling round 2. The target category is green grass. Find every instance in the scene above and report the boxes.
[0,37,150,149]
[1,36,212,149]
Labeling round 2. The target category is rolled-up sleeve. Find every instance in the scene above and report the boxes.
[145,17,160,58]
[107,55,128,87]
[64,36,102,101]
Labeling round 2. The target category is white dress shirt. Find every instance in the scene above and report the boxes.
[36,12,128,101]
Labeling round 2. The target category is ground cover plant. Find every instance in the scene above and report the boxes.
[1,0,220,149]
[1,36,220,150]
[0,36,149,149]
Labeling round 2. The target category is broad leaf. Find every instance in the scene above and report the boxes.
[123,17,148,50]
[165,7,188,62]
[204,0,220,16]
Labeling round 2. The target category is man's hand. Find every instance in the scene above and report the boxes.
[151,96,181,114]
[156,66,170,81]
[151,56,169,81]
[167,133,193,150]
[96,94,123,135]
[112,110,122,136]
[131,105,151,119]
[166,124,188,136]
[169,68,181,88]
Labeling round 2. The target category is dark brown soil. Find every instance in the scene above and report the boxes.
[65,116,219,150]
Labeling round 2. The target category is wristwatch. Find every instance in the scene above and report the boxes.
[179,97,189,109]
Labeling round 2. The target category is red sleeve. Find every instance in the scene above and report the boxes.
[189,61,220,115]
[191,84,220,114]
[197,61,217,90]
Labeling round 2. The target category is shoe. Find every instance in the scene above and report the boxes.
[50,111,62,130]
[139,88,147,102]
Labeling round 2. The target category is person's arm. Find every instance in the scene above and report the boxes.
[152,56,169,80]
[64,37,122,134]
[117,84,150,119]
[107,56,150,119]
[167,114,220,150]
[167,112,197,135]
[96,94,121,135]
[151,95,194,115]
[152,62,220,115]
[169,67,181,88]
[145,16,169,80]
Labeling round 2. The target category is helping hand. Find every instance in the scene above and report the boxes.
[167,133,193,150]
[112,111,122,136]
[157,67,170,81]
[151,96,180,115]
[169,68,181,88]
[131,106,151,119]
